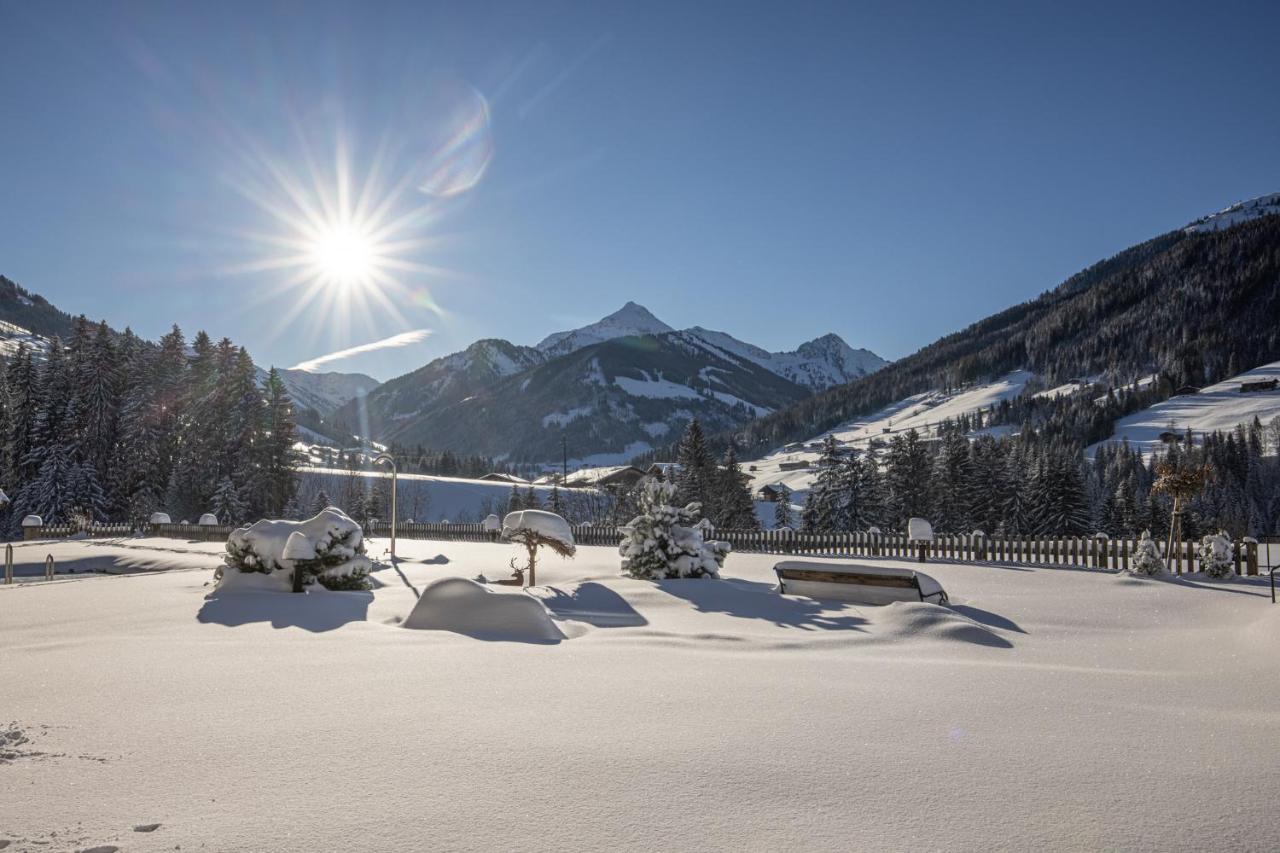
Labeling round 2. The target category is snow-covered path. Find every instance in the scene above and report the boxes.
[1,538,1277,851]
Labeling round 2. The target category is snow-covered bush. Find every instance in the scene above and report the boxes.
[619,478,728,580]
[1197,530,1233,579]
[222,508,373,592]
[149,512,171,525]
[501,509,575,586]
[1130,530,1165,576]
[198,513,220,526]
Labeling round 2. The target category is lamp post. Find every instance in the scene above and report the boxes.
[373,452,397,561]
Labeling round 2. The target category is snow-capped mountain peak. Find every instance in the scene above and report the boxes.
[536,302,674,358]
[678,326,888,391]
[1184,192,1280,233]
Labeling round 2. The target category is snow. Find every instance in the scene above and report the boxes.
[20,514,42,527]
[907,517,934,542]
[679,327,888,390]
[1087,360,1280,458]
[613,372,704,400]
[148,512,171,525]
[1183,191,1280,233]
[501,509,575,551]
[2,537,1279,850]
[536,301,674,357]
[540,405,595,428]
[748,371,1035,502]
[197,513,219,526]
[402,577,564,642]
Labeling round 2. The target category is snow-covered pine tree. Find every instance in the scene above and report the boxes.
[210,475,248,525]
[524,485,541,509]
[66,462,108,523]
[506,484,522,514]
[932,429,973,533]
[619,478,728,579]
[4,344,41,485]
[74,320,120,483]
[801,435,846,531]
[1131,530,1165,576]
[1197,530,1233,578]
[884,428,933,528]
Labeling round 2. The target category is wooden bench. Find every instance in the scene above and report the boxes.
[773,561,949,606]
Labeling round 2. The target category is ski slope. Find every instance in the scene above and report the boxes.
[1087,361,1280,458]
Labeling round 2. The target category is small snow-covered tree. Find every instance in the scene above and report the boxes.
[310,489,333,515]
[1197,530,1233,578]
[501,509,575,587]
[1131,530,1165,576]
[619,478,728,580]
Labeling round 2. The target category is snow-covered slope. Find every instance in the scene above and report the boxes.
[0,318,50,360]
[536,301,674,358]
[1184,192,1280,233]
[1087,361,1280,457]
[747,371,1034,505]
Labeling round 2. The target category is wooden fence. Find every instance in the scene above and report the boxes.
[18,518,1262,577]
[367,522,1261,577]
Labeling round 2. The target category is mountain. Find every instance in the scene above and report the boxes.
[725,202,1280,459]
[536,301,674,358]
[337,305,887,462]
[261,367,380,418]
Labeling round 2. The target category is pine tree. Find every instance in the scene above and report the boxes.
[674,419,715,518]
[311,489,333,515]
[210,475,248,525]
[257,366,301,518]
[801,435,846,531]
[714,443,758,529]
[884,429,933,528]
[773,483,793,529]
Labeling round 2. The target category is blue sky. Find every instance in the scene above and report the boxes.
[1,1,1278,380]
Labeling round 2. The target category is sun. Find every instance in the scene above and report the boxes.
[307,222,377,287]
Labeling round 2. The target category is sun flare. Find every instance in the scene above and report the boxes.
[307,222,378,287]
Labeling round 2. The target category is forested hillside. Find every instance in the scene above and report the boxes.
[731,217,1280,456]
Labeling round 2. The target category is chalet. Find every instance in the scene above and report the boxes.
[757,484,783,502]
[646,462,680,481]
[1173,385,1201,396]
[564,465,647,490]
[479,472,528,484]
[778,460,811,471]
[1157,431,1179,444]
[1239,378,1279,393]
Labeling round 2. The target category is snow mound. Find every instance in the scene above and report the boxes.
[402,577,565,642]
[501,510,575,551]
[870,602,1010,647]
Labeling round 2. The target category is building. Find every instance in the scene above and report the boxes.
[757,484,783,502]
[479,472,528,484]
[1239,378,1278,393]
[778,460,811,471]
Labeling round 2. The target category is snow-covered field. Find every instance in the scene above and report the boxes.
[1088,360,1280,458]
[3,535,1278,851]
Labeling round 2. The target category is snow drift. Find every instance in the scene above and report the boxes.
[402,577,564,642]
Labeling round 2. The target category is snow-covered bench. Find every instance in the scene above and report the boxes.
[773,561,949,606]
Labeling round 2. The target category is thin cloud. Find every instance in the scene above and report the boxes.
[292,329,432,372]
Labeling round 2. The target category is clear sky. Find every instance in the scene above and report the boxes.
[1,1,1278,380]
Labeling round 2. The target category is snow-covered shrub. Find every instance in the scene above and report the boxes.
[501,509,575,586]
[1130,530,1165,576]
[482,513,502,533]
[619,478,728,580]
[149,512,171,525]
[198,513,220,526]
[222,508,373,592]
[1197,530,1233,579]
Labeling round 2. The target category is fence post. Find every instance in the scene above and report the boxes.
[44,553,54,581]
[1094,533,1109,570]
[1243,538,1258,577]
[4,543,11,584]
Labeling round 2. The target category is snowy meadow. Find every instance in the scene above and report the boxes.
[2,536,1277,851]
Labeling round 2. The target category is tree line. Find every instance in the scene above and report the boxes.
[798,417,1280,540]
[0,318,302,534]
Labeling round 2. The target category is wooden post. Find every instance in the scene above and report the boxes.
[1244,539,1258,577]
[44,553,54,581]
[1094,534,1109,570]
[3,543,11,584]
